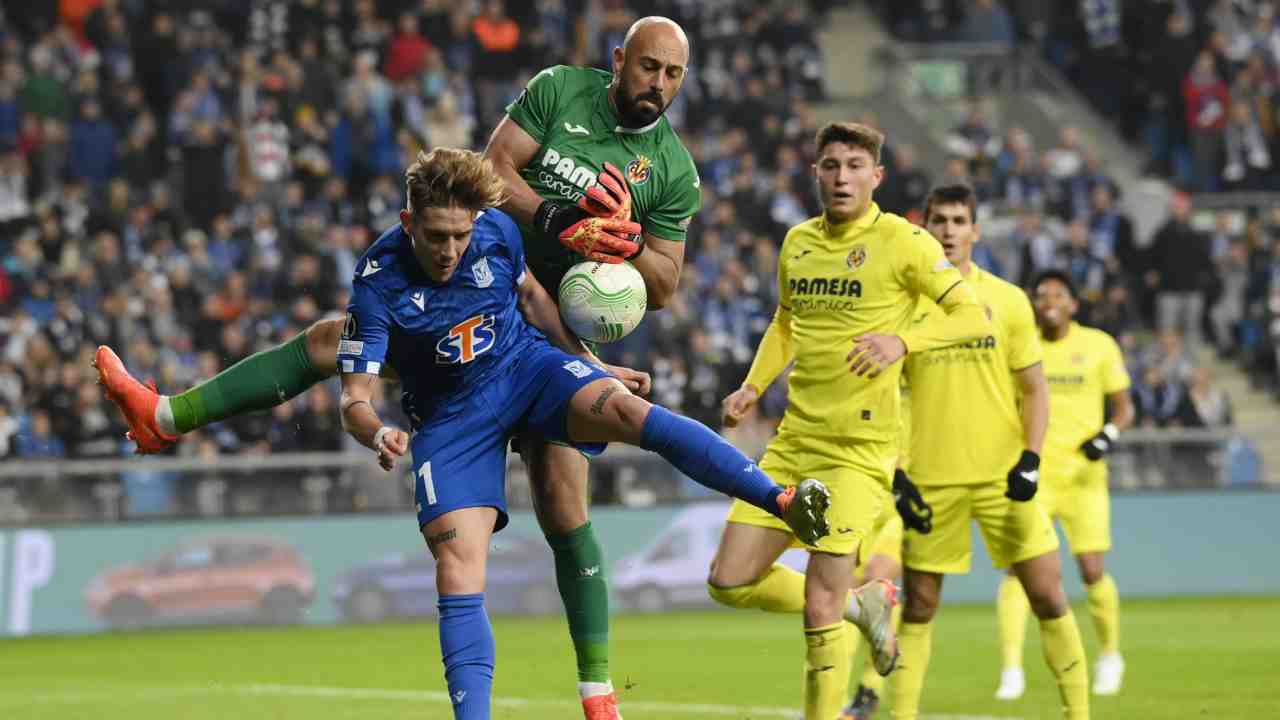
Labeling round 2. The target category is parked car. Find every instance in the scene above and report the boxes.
[331,533,559,622]
[85,536,315,628]
[613,502,807,612]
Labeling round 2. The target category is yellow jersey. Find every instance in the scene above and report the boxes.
[901,267,1043,486]
[744,203,988,444]
[1042,322,1131,470]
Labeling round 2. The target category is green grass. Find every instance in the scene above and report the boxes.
[2,597,1276,719]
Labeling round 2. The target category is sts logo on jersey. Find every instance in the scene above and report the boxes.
[436,314,497,365]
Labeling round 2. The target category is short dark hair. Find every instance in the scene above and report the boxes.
[815,122,884,163]
[1030,269,1078,299]
[923,184,978,223]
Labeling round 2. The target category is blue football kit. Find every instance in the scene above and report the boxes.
[336,208,610,532]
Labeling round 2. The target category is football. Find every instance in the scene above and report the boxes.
[557,261,648,343]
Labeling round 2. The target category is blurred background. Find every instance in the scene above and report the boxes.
[0,0,1276,528]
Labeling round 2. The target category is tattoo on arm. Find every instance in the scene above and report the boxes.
[426,528,457,548]
[342,399,373,414]
[590,385,620,415]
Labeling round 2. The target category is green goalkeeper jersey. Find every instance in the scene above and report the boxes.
[505,65,702,293]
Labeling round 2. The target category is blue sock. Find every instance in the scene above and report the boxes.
[640,405,784,516]
[438,593,494,720]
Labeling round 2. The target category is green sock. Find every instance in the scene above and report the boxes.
[547,522,610,683]
[169,333,329,433]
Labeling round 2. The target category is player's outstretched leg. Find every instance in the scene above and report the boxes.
[995,571,1030,699]
[566,380,830,543]
[94,319,339,452]
[425,507,499,720]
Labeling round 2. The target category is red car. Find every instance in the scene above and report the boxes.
[85,536,315,628]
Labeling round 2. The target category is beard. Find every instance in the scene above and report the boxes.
[614,86,668,128]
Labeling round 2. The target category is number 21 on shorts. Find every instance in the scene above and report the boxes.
[418,461,438,505]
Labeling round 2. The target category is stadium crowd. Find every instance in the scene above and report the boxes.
[0,1,1259,520]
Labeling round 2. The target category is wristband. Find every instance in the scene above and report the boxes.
[1102,423,1119,441]
[373,426,393,450]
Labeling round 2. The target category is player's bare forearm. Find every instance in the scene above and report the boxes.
[339,373,385,450]
[631,233,684,309]
[517,267,589,358]
[1107,389,1135,432]
[1016,362,1049,454]
[483,116,544,225]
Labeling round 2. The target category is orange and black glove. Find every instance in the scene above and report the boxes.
[534,163,643,264]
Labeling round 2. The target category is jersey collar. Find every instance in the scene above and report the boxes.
[821,202,882,235]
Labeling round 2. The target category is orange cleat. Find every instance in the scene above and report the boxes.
[93,345,178,454]
[582,692,623,720]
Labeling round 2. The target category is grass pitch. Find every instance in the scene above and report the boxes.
[2,597,1276,719]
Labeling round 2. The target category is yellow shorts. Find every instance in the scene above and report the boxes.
[862,508,903,566]
[1040,458,1112,554]
[902,481,1059,574]
[725,429,895,556]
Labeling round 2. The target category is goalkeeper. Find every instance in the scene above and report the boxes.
[96,17,701,719]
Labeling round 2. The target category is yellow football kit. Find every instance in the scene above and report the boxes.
[725,204,989,554]
[900,267,1058,573]
[1039,322,1131,553]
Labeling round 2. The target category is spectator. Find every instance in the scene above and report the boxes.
[1176,366,1233,427]
[956,0,1016,46]
[1147,193,1215,349]
[385,12,434,84]
[1222,99,1271,190]
[1057,218,1108,316]
[1086,184,1138,277]
[14,409,65,458]
[1183,51,1230,192]
[877,143,930,221]
[68,99,117,191]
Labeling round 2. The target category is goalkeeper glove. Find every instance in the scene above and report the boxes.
[534,162,643,263]
[1004,449,1040,502]
[1080,423,1119,461]
[893,468,933,534]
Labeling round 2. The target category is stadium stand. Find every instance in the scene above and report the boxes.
[0,0,1269,523]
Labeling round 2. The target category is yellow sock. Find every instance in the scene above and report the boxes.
[1039,612,1090,720]
[857,602,899,693]
[888,621,931,720]
[804,622,852,720]
[707,563,806,613]
[996,574,1030,670]
[1086,574,1120,655]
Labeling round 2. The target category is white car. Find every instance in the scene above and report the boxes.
[612,502,807,613]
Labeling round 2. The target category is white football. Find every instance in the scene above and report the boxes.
[557,261,648,343]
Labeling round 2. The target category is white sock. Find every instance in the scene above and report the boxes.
[578,681,614,700]
[155,396,177,435]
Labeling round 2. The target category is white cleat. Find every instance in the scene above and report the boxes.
[1093,652,1124,695]
[994,666,1025,700]
[846,579,899,676]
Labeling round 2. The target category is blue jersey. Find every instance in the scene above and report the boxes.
[337,209,543,426]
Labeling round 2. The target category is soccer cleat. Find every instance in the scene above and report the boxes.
[995,666,1025,700]
[1093,652,1124,695]
[839,685,880,720]
[582,691,623,720]
[93,345,178,454]
[777,478,831,545]
[847,578,899,676]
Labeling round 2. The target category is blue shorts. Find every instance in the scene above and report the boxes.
[411,342,611,532]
